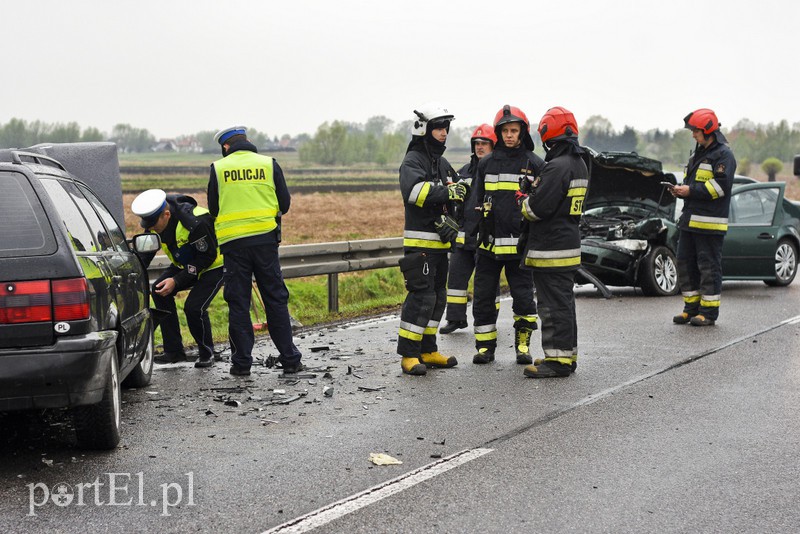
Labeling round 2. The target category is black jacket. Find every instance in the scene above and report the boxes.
[157,194,220,290]
[472,145,544,259]
[520,142,588,272]
[399,141,458,253]
[678,140,736,235]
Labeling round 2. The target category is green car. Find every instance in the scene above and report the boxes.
[578,150,800,296]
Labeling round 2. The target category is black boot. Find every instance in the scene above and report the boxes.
[524,359,572,378]
[440,320,468,334]
[514,327,533,364]
[154,351,188,364]
[472,348,495,364]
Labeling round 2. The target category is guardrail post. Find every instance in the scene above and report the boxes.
[327,273,339,313]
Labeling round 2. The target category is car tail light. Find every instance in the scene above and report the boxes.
[0,278,90,324]
[0,280,52,324]
[52,278,90,321]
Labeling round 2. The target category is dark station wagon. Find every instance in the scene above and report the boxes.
[578,150,800,296]
[0,145,160,449]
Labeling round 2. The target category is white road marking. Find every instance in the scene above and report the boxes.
[261,447,493,533]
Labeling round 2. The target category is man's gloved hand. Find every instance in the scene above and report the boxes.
[514,191,529,207]
[447,182,467,202]
[434,214,459,243]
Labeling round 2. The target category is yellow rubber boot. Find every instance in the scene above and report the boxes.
[401,357,427,375]
[420,351,458,368]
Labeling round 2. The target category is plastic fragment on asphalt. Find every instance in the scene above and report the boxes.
[357,386,385,392]
[224,400,241,407]
[309,345,330,352]
[369,453,403,466]
[323,386,334,397]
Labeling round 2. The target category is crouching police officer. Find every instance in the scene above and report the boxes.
[132,189,224,367]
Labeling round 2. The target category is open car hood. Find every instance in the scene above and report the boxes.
[585,149,676,215]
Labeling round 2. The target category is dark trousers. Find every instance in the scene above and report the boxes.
[151,265,224,360]
[532,270,577,360]
[223,244,302,369]
[445,247,476,323]
[397,252,448,358]
[472,254,537,350]
[677,231,724,320]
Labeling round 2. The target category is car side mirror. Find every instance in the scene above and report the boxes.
[131,233,161,253]
[793,155,800,177]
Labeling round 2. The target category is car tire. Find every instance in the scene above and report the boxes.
[639,245,679,296]
[764,238,798,287]
[73,348,121,450]
[122,322,154,388]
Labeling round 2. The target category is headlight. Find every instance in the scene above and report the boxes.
[609,239,648,252]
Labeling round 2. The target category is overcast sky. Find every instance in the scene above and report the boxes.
[2,0,797,139]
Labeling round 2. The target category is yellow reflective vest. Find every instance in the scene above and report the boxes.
[213,151,280,245]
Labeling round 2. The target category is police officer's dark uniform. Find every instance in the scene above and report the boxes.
[132,189,224,367]
[397,103,462,376]
[471,106,542,366]
[440,124,497,334]
[520,107,588,378]
[672,109,736,327]
[207,126,303,376]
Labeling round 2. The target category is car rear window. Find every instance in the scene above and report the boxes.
[0,171,57,258]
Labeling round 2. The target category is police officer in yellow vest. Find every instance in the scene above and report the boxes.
[131,189,224,367]
[207,126,303,377]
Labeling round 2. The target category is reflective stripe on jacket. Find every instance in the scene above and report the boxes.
[679,141,736,235]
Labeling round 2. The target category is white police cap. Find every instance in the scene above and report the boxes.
[214,125,247,145]
[131,189,168,228]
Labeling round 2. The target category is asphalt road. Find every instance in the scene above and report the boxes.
[1,281,798,533]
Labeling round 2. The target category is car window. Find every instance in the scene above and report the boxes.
[79,185,128,252]
[729,188,778,225]
[62,181,116,252]
[39,178,98,253]
[0,171,57,258]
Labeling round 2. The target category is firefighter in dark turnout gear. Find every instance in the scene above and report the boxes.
[440,124,497,335]
[131,189,224,367]
[521,107,587,378]
[670,108,736,326]
[397,102,461,375]
[471,106,543,365]
[207,126,303,376]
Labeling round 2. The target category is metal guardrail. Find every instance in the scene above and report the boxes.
[147,237,404,312]
[147,236,612,314]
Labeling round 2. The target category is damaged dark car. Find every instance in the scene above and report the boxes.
[578,151,680,296]
[578,150,800,296]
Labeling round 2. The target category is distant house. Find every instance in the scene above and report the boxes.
[152,139,178,152]
[175,137,203,153]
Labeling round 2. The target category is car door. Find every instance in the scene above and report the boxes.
[79,185,151,371]
[722,183,784,278]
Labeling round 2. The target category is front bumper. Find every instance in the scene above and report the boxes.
[580,239,645,287]
[0,331,117,411]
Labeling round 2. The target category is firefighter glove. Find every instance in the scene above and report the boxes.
[514,191,528,207]
[435,214,459,243]
[447,182,467,202]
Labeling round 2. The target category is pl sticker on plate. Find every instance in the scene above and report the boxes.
[54,322,71,333]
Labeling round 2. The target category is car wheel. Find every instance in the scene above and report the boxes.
[764,238,798,287]
[122,323,154,388]
[639,245,679,296]
[73,348,121,450]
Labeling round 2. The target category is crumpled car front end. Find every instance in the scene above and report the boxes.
[578,150,679,292]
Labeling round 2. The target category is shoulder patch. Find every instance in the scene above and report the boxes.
[193,237,208,252]
[187,265,197,275]
[715,163,726,174]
